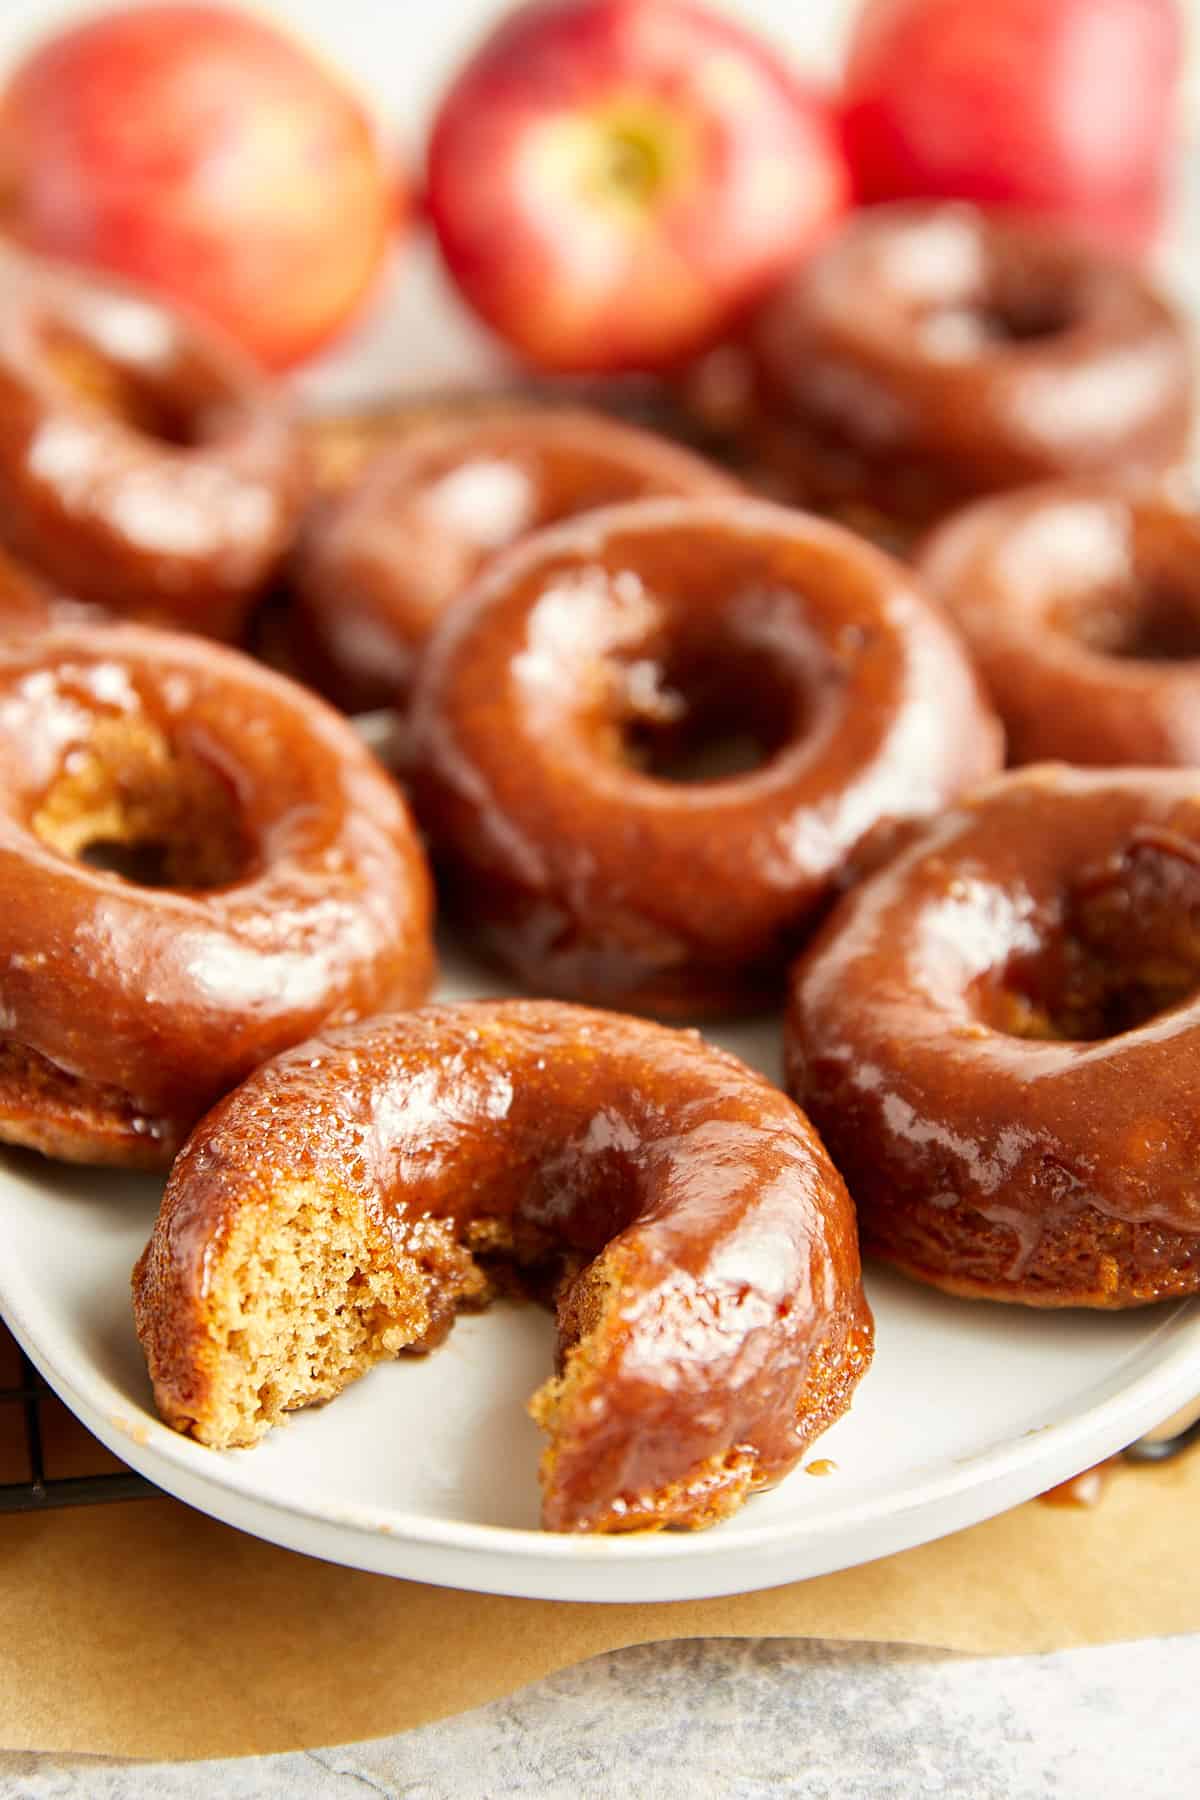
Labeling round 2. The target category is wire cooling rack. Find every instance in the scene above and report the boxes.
[1123,1411,1200,1464]
[0,1343,153,1513]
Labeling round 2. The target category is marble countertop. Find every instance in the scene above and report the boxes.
[2,1631,1198,1797]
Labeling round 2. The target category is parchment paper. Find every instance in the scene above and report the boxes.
[2,1440,1197,1760]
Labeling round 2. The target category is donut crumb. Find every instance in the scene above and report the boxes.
[179,1180,493,1449]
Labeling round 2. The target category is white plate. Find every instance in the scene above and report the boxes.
[3,938,1200,1603]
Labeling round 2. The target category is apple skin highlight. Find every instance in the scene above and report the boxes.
[427,0,849,374]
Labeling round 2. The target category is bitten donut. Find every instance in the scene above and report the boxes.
[917,480,1200,767]
[0,246,306,638]
[291,408,740,713]
[410,496,1002,1016]
[133,999,874,1534]
[0,625,434,1168]
[786,766,1200,1307]
[747,203,1192,533]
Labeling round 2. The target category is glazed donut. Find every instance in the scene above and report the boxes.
[133,999,874,1533]
[785,766,1200,1308]
[0,625,434,1168]
[291,408,740,713]
[0,246,306,637]
[917,479,1200,767]
[748,203,1193,533]
[409,496,1003,1016]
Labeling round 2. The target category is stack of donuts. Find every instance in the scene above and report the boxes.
[3,197,1198,1534]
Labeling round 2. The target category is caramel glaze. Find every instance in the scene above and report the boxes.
[0,539,55,628]
[133,1000,874,1533]
[748,203,1193,531]
[409,496,1002,1018]
[1038,1460,1120,1506]
[785,766,1200,1307]
[0,624,434,1167]
[0,246,307,638]
[917,479,1200,766]
[290,408,741,714]
[0,539,110,637]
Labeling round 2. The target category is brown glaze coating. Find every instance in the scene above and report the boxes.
[0,246,307,638]
[917,479,1200,766]
[785,766,1200,1307]
[409,496,1002,1017]
[0,624,434,1167]
[0,540,55,630]
[133,999,874,1533]
[290,409,740,713]
[0,538,111,638]
[749,203,1193,531]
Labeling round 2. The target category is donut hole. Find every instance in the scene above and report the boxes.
[618,642,800,783]
[40,325,197,446]
[984,950,1196,1042]
[917,276,1076,357]
[982,836,1200,1040]
[1057,578,1200,663]
[974,289,1075,344]
[31,718,248,890]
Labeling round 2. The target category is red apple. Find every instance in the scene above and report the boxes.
[0,3,397,369]
[427,0,849,373]
[842,0,1183,253]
